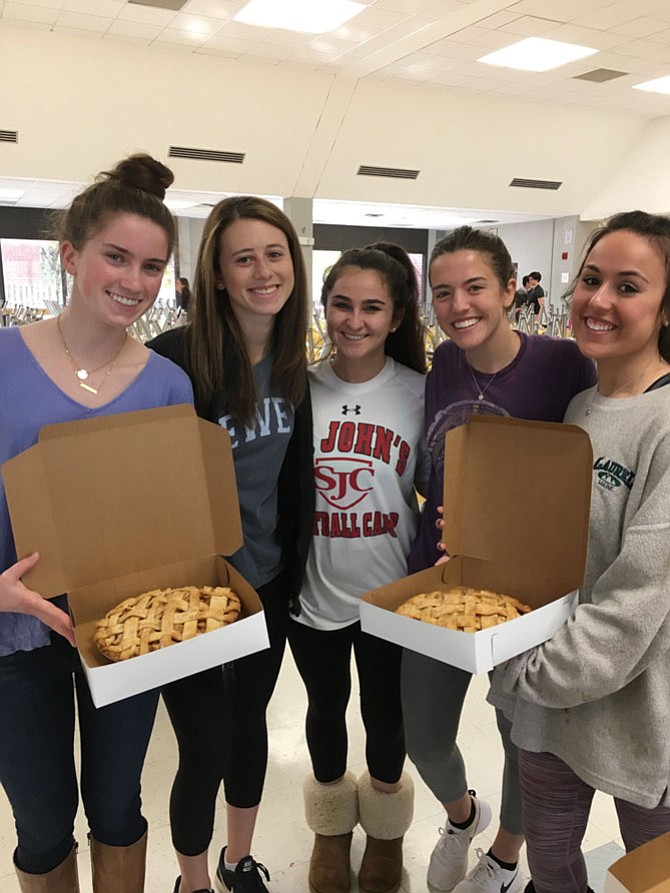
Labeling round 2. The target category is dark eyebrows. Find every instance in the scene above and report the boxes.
[231,242,286,257]
[583,262,649,283]
[102,242,167,264]
[431,276,487,289]
[330,293,387,306]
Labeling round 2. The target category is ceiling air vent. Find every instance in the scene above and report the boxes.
[0,130,18,143]
[573,68,627,83]
[510,177,561,191]
[357,165,419,180]
[128,0,187,10]
[168,146,245,164]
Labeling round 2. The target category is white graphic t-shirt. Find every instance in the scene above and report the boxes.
[297,357,429,630]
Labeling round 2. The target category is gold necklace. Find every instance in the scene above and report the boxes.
[56,315,128,396]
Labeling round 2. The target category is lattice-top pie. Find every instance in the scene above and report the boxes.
[95,586,242,661]
[395,586,531,632]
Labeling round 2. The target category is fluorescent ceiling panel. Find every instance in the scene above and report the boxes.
[478,37,597,73]
[234,0,364,34]
[633,76,670,95]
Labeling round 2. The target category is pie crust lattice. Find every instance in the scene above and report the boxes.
[396,585,531,632]
[95,586,241,661]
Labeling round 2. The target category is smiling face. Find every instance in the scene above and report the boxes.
[217,218,295,328]
[430,249,515,353]
[571,230,667,366]
[325,266,400,381]
[61,212,169,327]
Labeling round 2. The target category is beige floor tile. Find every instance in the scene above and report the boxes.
[0,650,627,892]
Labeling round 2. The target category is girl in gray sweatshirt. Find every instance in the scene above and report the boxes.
[490,210,670,893]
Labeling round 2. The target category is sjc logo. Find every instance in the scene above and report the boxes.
[314,457,374,510]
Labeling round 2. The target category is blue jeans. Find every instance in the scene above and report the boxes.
[0,632,158,873]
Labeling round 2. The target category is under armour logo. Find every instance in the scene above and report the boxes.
[341,405,361,415]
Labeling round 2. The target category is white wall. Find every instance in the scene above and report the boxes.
[495,218,554,299]
[582,117,670,219]
[0,22,662,221]
[176,217,205,282]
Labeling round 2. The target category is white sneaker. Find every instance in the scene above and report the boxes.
[427,794,493,892]
[451,848,523,893]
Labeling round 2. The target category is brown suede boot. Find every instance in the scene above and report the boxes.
[14,844,79,892]
[304,772,359,893]
[357,773,414,893]
[308,832,353,893]
[89,829,147,893]
[358,837,404,893]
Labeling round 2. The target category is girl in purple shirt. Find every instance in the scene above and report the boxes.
[402,227,595,893]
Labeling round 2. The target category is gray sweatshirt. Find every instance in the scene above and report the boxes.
[489,383,670,808]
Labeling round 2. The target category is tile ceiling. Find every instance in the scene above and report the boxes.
[3,0,670,225]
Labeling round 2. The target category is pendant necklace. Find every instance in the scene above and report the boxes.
[467,361,499,403]
[56,315,128,396]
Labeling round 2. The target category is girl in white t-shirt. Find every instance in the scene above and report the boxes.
[288,243,428,893]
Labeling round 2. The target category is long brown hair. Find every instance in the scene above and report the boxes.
[185,196,308,424]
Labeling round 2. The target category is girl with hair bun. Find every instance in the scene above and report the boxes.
[288,243,428,893]
[403,226,596,893]
[0,153,193,892]
[491,211,670,893]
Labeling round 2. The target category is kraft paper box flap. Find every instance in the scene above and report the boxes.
[443,415,592,592]
[2,405,242,598]
[607,831,670,893]
[36,403,189,440]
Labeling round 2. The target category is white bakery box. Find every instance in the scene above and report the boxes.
[360,414,593,674]
[2,404,269,707]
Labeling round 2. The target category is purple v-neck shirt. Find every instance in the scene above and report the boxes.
[408,333,597,573]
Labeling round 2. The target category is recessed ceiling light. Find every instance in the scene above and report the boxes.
[633,75,670,95]
[0,188,25,202]
[478,37,597,73]
[234,0,364,34]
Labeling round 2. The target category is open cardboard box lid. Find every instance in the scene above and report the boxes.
[2,404,242,596]
[441,414,592,600]
[359,414,593,673]
[604,831,670,893]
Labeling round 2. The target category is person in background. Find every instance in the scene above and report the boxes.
[176,276,192,321]
[289,243,428,893]
[490,211,670,893]
[513,274,529,323]
[0,154,193,892]
[149,196,313,893]
[403,226,596,893]
[525,272,544,321]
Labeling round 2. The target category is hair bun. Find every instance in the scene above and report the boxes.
[104,153,174,201]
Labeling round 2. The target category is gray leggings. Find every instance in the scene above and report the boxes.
[401,648,523,835]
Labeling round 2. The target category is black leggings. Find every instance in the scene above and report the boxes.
[287,618,405,785]
[162,572,290,856]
